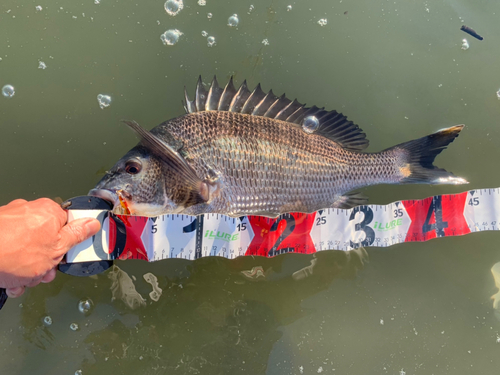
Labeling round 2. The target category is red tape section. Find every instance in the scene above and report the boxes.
[403,192,470,242]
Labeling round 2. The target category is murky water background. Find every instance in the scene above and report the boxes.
[1,0,500,374]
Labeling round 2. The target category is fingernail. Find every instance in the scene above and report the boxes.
[7,286,24,298]
[84,219,101,237]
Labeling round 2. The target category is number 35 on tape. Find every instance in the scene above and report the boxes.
[66,188,500,263]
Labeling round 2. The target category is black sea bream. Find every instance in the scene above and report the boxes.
[90,77,467,217]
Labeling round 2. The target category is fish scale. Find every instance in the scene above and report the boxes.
[90,76,467,218]
[154,111,421,217]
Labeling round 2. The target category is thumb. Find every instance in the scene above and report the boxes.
[57,218,101,255]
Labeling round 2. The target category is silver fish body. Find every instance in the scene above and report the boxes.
[90,77,467,218]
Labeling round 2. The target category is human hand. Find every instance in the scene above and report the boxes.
[0,198,100,298]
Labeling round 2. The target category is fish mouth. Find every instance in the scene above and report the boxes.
[88,188,120,208]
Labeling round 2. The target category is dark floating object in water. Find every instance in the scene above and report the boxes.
[460,25,483,41]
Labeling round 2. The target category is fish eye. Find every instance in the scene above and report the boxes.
[125,160,142,175]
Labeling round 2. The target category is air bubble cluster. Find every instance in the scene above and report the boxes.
[97,94,112,109]
[227,14,239,27]
[164,0,183,16]
[207,36,216,47]
[461,39,469,50]
[317,19,328,27]
[161,29,183,45]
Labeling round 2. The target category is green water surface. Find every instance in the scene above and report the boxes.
[1,0,500,374]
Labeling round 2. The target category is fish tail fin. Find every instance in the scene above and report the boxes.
[387,125,468,185]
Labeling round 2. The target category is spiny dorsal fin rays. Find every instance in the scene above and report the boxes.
[218,76,237,111]
[184,76,369,151]
[206,76,223,111]
[183,86,196,113]
[122,120,208,204]
[228,79,251,112]
[195,76,208,112]
[274,98,304,121]
[264,94,291,118]
[241,83,266,114]
[251,90,278,116]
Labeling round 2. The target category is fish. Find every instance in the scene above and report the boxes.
[89,76,468,218]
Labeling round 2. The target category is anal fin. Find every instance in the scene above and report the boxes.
[333,191,368,209]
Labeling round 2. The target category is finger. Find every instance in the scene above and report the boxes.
[6,286,25,298]
[41,267,57,284]
[56,218,101,255]
[26,278,42,288]
[35,198,68,227]
[7,199,28,207]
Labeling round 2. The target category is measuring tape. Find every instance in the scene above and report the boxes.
[65,188,500,263]
[0,187,498,311]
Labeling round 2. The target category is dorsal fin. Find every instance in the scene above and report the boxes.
[182,76,369,151]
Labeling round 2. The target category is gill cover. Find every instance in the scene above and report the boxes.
[123,120,210,207]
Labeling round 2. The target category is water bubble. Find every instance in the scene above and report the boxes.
[197,0,206,5]
[201,30,208,37]
[262,38,269,46]
[38,61,47,70]
[97,94,112,109]
[75,371,83,375]
[94,0,101,4]
[496,89,500,100]
[461,39,469,50]
[43,316,52,326]
[248,5,254,14]
[207,36,216,47]
[207,12,213,19]
[164,0,183,16]
[160,29,183,46]
[227,14,239,27]
[2,84,15,98]
[70,322,79,331]
[286,5,292,11]
[78,298,94,315]
[302,116,319,133]
[317,18,328,27]
[35,5,43,11]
